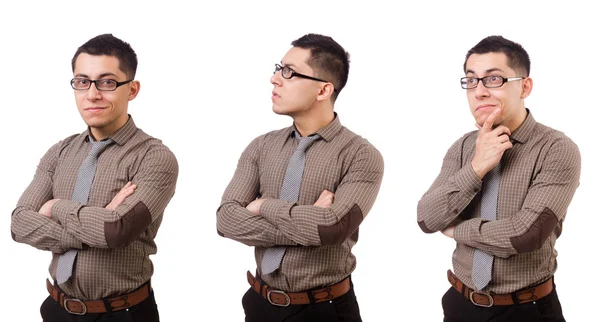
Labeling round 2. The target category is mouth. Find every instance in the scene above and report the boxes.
[85,107,106,113]
[475,104,495,112]
[272,91,280,98]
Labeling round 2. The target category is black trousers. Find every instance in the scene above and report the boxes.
[40,292,159,322]
[242,282,362,322]
[442,284,565,322]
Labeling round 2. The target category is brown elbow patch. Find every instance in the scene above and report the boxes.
[318,204,364,245]
[11,231,16,241]
[418,221,435,233]
[105,201,152,248]
[217,230,225,237]
[510,208,558,253]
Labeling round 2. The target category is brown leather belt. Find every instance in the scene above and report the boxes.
[247,271,350,307]
[46,279,151,315]
[447,270,553,307]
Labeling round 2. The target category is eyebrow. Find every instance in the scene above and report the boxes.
[74,72,120,79]
[281,61,298,69]
[465,68,505,75]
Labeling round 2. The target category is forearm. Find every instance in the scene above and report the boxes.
[51,200,120,248]
[454,209,559,258]
[417,164,482,233]
[11,207,83,253]
[217,201,296,247]
[260,200,358,246]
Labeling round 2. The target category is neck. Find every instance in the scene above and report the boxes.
[293,105,334,137]
[90,129,110,141]
[504,106,528,133]
[89,115,129,141]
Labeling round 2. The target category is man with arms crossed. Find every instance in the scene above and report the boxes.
[217,33,384,321]
[11,34,178,321]
[417,36,580,321]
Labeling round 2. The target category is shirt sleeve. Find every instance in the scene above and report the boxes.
[454,137,581,258]
[417,134,482,233]
[11,140,84,253]
[259,143,384,246]
[50,145,179,249]
[216,136,297,247]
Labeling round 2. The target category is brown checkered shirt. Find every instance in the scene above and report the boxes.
[417,111,581,293]
[11,117,178,300]
[217,115,384,292]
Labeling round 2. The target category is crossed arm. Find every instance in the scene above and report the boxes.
[217,137,384,247]
[11,142,178,252]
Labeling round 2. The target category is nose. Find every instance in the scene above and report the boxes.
[270,69,282,86]
[474,79,490,99]
[86,82,102,101]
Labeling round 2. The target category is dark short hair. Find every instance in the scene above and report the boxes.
[72,34,138,79]
[291,34,350,102]
[464,35,530,77]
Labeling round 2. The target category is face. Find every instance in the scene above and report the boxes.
[73,53,139,139]
[465,52,531,130]
[270,47,324,117]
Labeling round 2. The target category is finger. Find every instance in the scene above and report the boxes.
[498,134,510,144]
[491,125,511,137]
[499,141,513,152]
[318,190,329,199]
[122,189,135,198]
[121,181,132,190]
[475,124,482,130]
[482,108,501,132]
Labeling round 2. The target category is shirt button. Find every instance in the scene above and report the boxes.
[454,209,459,214]
[474,188,479,192]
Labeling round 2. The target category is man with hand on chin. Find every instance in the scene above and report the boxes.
[217,33,383,321]
[417,36,580,321]
[11,34,178,321]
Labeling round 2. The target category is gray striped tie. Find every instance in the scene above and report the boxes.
[261,134,321,275]
[472,164,501,291]
[55,138,113,285]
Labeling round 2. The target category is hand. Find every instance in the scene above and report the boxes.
[246,198,266,215]
[39,199,59,218]
[442,225,455,238]
[471,108,513,179]
[106,182,137,211]
[314,190,334,208]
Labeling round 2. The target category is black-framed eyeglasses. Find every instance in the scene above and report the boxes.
[461,76,525,89]
[71,78,133,91]
[274,64,337,92]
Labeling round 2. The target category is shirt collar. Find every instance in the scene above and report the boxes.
[83,115,138,146]
[509,109,536,144]
[289,112,343,142]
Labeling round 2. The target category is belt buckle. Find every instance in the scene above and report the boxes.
[63,298,87,315]
[267,290,291,307]
[469,290,494,307]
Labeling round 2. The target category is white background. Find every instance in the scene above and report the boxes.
[1,1,598,321]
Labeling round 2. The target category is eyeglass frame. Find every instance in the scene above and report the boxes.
[274,64,338,92]
[71,78,134,91]
[460,76,525,89]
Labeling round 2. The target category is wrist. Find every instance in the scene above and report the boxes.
[471,161,485,180]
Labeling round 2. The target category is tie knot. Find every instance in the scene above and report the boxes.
[88,138,114,156]
[296,134,321,152]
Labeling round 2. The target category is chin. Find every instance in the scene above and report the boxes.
[272,105,290,116]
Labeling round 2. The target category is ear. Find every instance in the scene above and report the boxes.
[128,80,141,101]
[316,82,335,102]
[520,77,533,99]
